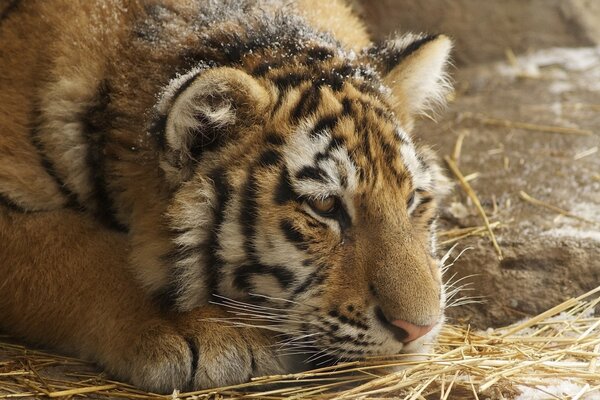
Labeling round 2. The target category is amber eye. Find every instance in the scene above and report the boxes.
[308,196,337,214]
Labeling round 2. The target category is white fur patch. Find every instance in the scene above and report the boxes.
[155,65,208,115]
[383,34,453,116]
[284,118,359,223]
[399,142,431,192]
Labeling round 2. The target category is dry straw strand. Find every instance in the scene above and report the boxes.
[462,112,593,136]
[519,191,599,226]
[444,156,503,259]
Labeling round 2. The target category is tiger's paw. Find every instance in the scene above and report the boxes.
[176,306,287,390]
[110,307,286,393]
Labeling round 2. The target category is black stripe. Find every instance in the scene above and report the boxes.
[233,263,296,293]
[29,106,81,209]
[0,0,20,24]
[419,195,434,207]
[149,114,168,150]
[291,262,328,298]
[252,60,280,77]
[395,34,439,61]
[306,46,334,62]
[161,241,204,268]
[295,166,325,182]
[249,346,258,374]
[328,310,370,331]
[412,196,435,219]
[274,167,299,205]
[320,318,339,332]
[239,168,260,258]
[205,167,233,295]
[325,330,375,347]
[152,281,179,311]
[171,70,203,106]
[334,203,352,231]
[272,72,308,91]
[319,70,345,91]
[305,219,328,230]
[309,115,338,139]
[257,148,281,167]
[325,343,370,356]
[355,111,374,168]
[280,219,308,251]
[264,132,286,146]
[183,337,200,387]
[315,136,346,162]
[425,215,437,228]
[0,194,25,212]
[356,81,382,97]
[341,98,353,116]
[291,85,321,122]
[374,34,439,73]
[82,80,127,232]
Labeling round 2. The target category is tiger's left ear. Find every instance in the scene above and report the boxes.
[365,34,453,125]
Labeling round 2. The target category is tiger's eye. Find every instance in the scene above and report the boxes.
[310,196,336,214]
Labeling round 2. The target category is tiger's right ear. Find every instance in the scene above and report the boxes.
[155,67,271,184]
[363,33,453,129]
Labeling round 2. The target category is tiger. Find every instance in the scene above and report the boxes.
[0,0,453,393]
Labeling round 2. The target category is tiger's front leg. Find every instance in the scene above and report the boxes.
[172,306,286,389]
[96,305,286,392]
[109,305,286,392]
[0,207,285,393]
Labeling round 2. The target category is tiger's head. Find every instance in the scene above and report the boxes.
[153,33,452,360]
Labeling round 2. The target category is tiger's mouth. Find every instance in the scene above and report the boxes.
[306,319,442,362]
[212,292,444,368]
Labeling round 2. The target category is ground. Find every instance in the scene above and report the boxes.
[422,48,600,329]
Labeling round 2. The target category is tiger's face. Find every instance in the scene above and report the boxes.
[158,34,452,360]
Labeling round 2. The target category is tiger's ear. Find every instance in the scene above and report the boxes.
[158,67,271,184]
[365,34,453,126]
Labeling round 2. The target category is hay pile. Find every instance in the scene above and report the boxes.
[1,286,598,399]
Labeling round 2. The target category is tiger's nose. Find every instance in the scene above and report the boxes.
[389,319,435,343]
[375,307,436,343]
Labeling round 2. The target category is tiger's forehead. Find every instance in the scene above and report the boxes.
[273,83,429,199]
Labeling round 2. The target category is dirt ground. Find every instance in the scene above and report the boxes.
[419,48,600,328]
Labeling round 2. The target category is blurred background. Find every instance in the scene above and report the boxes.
[353,0,600,328]
[354,0,600,65]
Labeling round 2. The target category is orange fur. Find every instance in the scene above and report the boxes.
[0,0,452,392]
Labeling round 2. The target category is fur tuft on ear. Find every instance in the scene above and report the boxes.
[158,67,271,184]
[366,33,453,126]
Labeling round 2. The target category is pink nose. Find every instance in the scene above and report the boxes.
[390,319,436,343]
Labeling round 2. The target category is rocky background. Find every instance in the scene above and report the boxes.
[355,0,600,328]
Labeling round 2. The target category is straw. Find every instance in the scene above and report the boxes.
[1,286,598,399]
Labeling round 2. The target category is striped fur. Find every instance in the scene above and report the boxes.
[0,0,452,392]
